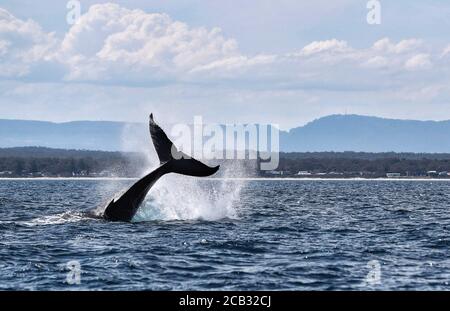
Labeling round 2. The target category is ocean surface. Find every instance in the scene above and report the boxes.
[0,178,449,290]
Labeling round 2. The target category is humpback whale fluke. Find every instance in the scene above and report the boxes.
[149,113,219,177]
[103,114,219,222]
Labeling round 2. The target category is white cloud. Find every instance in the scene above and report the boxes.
[0,39,9,56]
[298,39,351,56]
[190,54,277,75]
[356,38,429,71]
[363,56,388,68]
[442,44,450,57]
[58,3,239,82]
[0,4,446,87]
[405,53,432,70]
[372,38,423,54]
[0,8,57,77]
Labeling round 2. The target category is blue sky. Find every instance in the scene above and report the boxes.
[1,0,450,129]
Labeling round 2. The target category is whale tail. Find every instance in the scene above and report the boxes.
[149,113,219,177]
[102,114,219,222]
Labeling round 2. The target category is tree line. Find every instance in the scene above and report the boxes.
[2,147,450,177]
[277,156,450,177]
[0,147,147,177]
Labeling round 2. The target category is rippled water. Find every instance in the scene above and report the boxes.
[1,179,450,290]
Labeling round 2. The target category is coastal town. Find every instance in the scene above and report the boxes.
[2,147,450,179]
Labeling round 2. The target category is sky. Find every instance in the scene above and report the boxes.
[1,0,450,129]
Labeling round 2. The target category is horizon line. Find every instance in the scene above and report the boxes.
[2,113,450,131]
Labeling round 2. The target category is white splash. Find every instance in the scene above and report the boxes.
[132,173,242,222]
[108,119,248,222]
[21,211,86,226]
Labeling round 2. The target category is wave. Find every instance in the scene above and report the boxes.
[132,175,241,222]
[19,211,88,226]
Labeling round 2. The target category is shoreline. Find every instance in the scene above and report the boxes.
[1,177,450,181]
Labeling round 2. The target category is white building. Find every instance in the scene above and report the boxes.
[297,171,311,176]
[386,173,401,178]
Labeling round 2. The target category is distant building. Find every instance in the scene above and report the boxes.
[266,170,283,176]
[297,171,311,176]
[386,173,401,178]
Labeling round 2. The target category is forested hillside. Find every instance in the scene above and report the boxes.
[1,147,450,178]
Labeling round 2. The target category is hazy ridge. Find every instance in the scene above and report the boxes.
[2,115,450,153]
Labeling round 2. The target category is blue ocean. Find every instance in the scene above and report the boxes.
[0,178,449,290]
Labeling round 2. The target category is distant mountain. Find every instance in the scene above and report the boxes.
[2,115,450,153]
[281,115,450,153]
[0,119,141,151]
